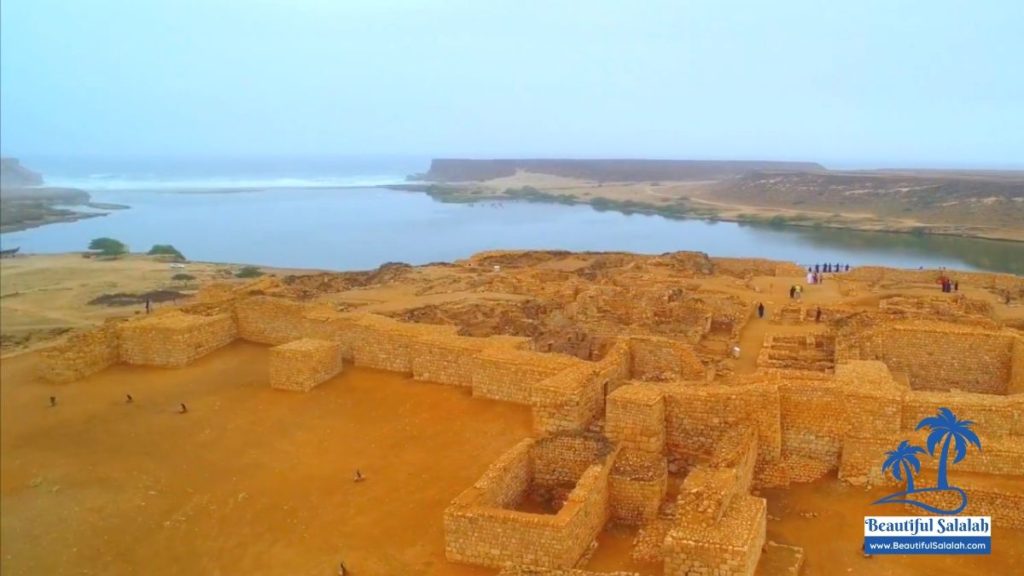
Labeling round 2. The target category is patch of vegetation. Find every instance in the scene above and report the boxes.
[235,265,265,278]
[89,290,185,307]
[148,244,185,260]
[88,237,128,257]
[172,273,196,284]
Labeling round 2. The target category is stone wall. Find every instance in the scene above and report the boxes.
[471,347,581,404]
[605,385,665,454]
[608,450,667,525]
[444,438,615,569]
[902,390,1024,437]
[628,336,706,381]
[664,467,766,576]
[880,324,1015,394]
[117,312,236,367]
[269,338,343,392]
[410,334,490,387]
[234,295,309,344]
[663,383,782,470]
[38,322,120,383]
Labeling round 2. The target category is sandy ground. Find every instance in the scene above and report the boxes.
[464,171,1024,242]
[2,253,1023,575]
[0,342,531,576]
[0,254,318,355]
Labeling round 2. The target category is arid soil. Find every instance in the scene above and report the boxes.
[0,342,531,575]
[1,251,1022,575]
[408,167,1024,241]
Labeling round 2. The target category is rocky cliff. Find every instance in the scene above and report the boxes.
[0,157,44,187]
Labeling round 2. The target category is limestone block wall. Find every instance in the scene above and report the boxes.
[1011,336,1024,395]
[38,323,120,383]
[837,361,907,439]
[665,467,766,576]
[840,433,1024,485]
[410,334,490,387]
[531,433,614,487]
[902,391,1024,437]
[471,348,581,404]
[234,296,309,344]
[117,312,236,367]
[905,483,1024,529]
[663,383,782,469]
[444,439,615,569]
[628,336,706,381]
[605,385,665,454]
[777,379,846,475]
[608,450,667,525]
[532,366,605,434]
[269,338,342,392]
[880,325,1015,394]
[710,427,758,494]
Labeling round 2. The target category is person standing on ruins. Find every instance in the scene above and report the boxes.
[757,302,765,318]
[789,286,796,299]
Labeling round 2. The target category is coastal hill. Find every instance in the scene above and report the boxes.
[408,159,1024,242]
[0,157,44,187]
[420,158,825,182]
[0,157,114,233]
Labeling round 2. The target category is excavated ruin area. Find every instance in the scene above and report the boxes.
[5,250,1024,576]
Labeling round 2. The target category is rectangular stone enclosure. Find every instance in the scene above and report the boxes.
[269,338,343,392]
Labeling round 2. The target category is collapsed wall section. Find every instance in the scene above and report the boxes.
[628,336,706,381]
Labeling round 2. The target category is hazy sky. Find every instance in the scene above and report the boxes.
[2,0,1022,167]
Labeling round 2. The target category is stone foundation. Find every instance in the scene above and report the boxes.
[269,338,343,392]
[117,311,236,367]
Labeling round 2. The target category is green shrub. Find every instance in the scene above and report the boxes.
[235,265,264,278]
[172,273,196,283]
[148,244,185,260]
[88,237,128,257]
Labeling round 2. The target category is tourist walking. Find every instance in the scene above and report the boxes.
[757,302,765,318]
[49,396,57,407]
[789,286,796,299]
[145,298,151,314]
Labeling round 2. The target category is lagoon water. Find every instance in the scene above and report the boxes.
[3,186,1022,274]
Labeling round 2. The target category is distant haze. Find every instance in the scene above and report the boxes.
[2,0,1022,169]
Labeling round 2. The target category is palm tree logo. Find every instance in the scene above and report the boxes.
[873,407,981,515]
[881,441,926,493]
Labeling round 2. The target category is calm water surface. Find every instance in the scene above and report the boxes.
[2,187,1021,274]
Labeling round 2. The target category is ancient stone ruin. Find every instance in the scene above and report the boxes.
[37,251,1024,575]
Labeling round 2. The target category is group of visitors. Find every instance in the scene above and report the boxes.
[811,263,849,274]
[788,285,803,299]
[938,275,959,293]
